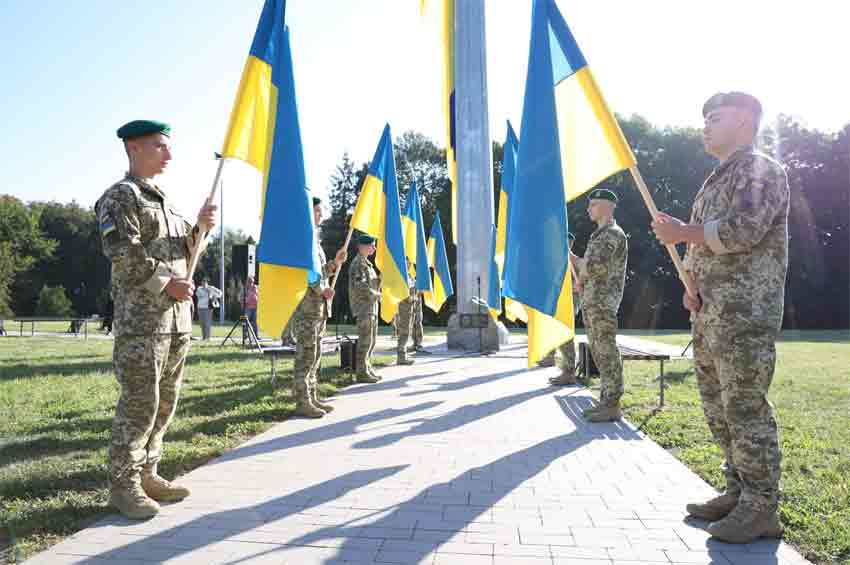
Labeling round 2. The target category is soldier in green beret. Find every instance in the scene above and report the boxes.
[651,91,786,543]
[570,188,628,422]
[96,120,217,519]
[348,234,382,383]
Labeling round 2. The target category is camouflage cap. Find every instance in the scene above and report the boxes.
[116,120,171,140]
[358,234,377,245]
[702,91,762,121]
[589,188,618,203]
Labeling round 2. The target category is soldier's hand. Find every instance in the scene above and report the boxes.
[197,201,219,232]
[165,278,194,301]
[334,248,347,266]
[683,291,701,313]
[651,212,686,245]
[322,288,335,300]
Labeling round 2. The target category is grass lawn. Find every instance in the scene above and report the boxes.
[0,336,393,562]
[1,329,848,564]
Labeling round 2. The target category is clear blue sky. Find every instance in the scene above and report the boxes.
[2,1,847,239]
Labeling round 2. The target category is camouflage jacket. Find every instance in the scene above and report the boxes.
[297,239,337,320]
[96,174,200,336]
[348,254,381,319]
[684,147,789,330]
[580,220,628,312]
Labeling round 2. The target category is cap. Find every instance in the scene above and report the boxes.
[312,196,322,206]
[117,120,171,140]
[702,91,762,121]
[589,188,618,203]
[358,234,377,245]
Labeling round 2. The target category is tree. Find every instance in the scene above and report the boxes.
[35,285,73,317]
[0,196,57,316]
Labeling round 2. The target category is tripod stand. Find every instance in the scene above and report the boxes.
[221,314,262,350]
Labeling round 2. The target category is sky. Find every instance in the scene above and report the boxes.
[1,0,848,239]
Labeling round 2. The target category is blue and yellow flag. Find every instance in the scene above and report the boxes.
[219,0,318,337]
[496,121,527,323]
[423,211,454,313]
[486,224,501,320]
[401,181,433,293]
[350,125,409,323]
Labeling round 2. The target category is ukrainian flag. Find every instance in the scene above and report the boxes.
[401,181,433,293]
[219,0,319,337]
[423,211,453,313]
[495,121,527,323]
[486,224,501,320]
[350,125,409,323]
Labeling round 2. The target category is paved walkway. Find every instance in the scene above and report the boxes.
[28,339,809,565]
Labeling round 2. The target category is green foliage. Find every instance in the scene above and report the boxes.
[34,285,73,317]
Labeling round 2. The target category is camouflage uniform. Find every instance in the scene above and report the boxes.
[411,290,424,348]
[280,314,296,346]
[396,276,416,363]
[348,253,381,378]
[96,174,199,490]
[293,240,337,406]
[685,147,788,514]
[541,284,581,372]
[580,220,627,406]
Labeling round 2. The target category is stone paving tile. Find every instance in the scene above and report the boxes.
[25,342,812,565]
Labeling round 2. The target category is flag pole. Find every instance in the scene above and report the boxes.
[187,158,226,281]
[628,165,697,297]
[329,224,354,291]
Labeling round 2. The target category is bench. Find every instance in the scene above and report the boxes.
[263,337,349,387]
[10,317,97,340]
[579,336,691,408]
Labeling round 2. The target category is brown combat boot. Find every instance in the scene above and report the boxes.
[397,355,414,366]
[141,467,191,502]
[356,372,380,384]
[686,490,739,521]
[587,403,622,422]
[110,481,160,519]
[549,371,578,386]
[538,354,556,368]
[707,500,783,544]
[294,397,326,418]
[310,389,335,413]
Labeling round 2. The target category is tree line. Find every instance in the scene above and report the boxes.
[1,114,847,330]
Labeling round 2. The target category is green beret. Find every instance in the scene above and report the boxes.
[358,234,377,245]
[589,188,618,203]
[116,120,171,140]
[312,196,322,206]
[702,91,762,121]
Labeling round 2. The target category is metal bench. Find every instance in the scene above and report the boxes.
[263,337,349,387]
[10,317,96,339]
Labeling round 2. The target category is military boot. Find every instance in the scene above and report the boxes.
[294,400,326,418]
[397,354,414,366]
[141,466,191,502]
[581,403,600,417]
[356,372,380,383]
[686,490,739,521]
[367,368,383,381]
[110,480,160,519]
[310,389,335,413]
[549,371,578,386]
[537,353,556,367]
[707,500,783,544]
[587,403,622,422]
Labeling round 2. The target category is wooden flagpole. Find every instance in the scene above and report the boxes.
[628,165,697,298]
[186,158,225,281]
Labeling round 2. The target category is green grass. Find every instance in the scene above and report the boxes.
[600,330,849,565]
[0,336,392,562]
[1,329,848,564]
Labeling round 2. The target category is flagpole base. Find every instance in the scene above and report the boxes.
[446,308,507,353]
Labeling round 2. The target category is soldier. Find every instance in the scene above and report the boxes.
[280,315,296,346]
[410,287,425,353]
[570,189,628,422]
[395,260,416,366]
[292,196,347,418]
[96,120,217,519]
[548,232,581,386]
[651,92,787,543]
[348,234,382,384]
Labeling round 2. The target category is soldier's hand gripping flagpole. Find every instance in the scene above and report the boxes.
[186,158,226,280]
[628,166,698,298]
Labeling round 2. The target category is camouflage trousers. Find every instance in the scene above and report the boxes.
[396,299,413,359]
[541,340,577,372]
[281,316,296,346]
[584,307,623,406]
[411,294,423,347]
[356,314,378,376]
[693,310,781,510]
[293,313,325,403]
[109,333,191,488]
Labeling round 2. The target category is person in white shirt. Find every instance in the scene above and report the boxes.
[195,279,222,340]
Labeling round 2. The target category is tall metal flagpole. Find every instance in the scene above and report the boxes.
[447,0,499,351]
[219,173,225,325]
